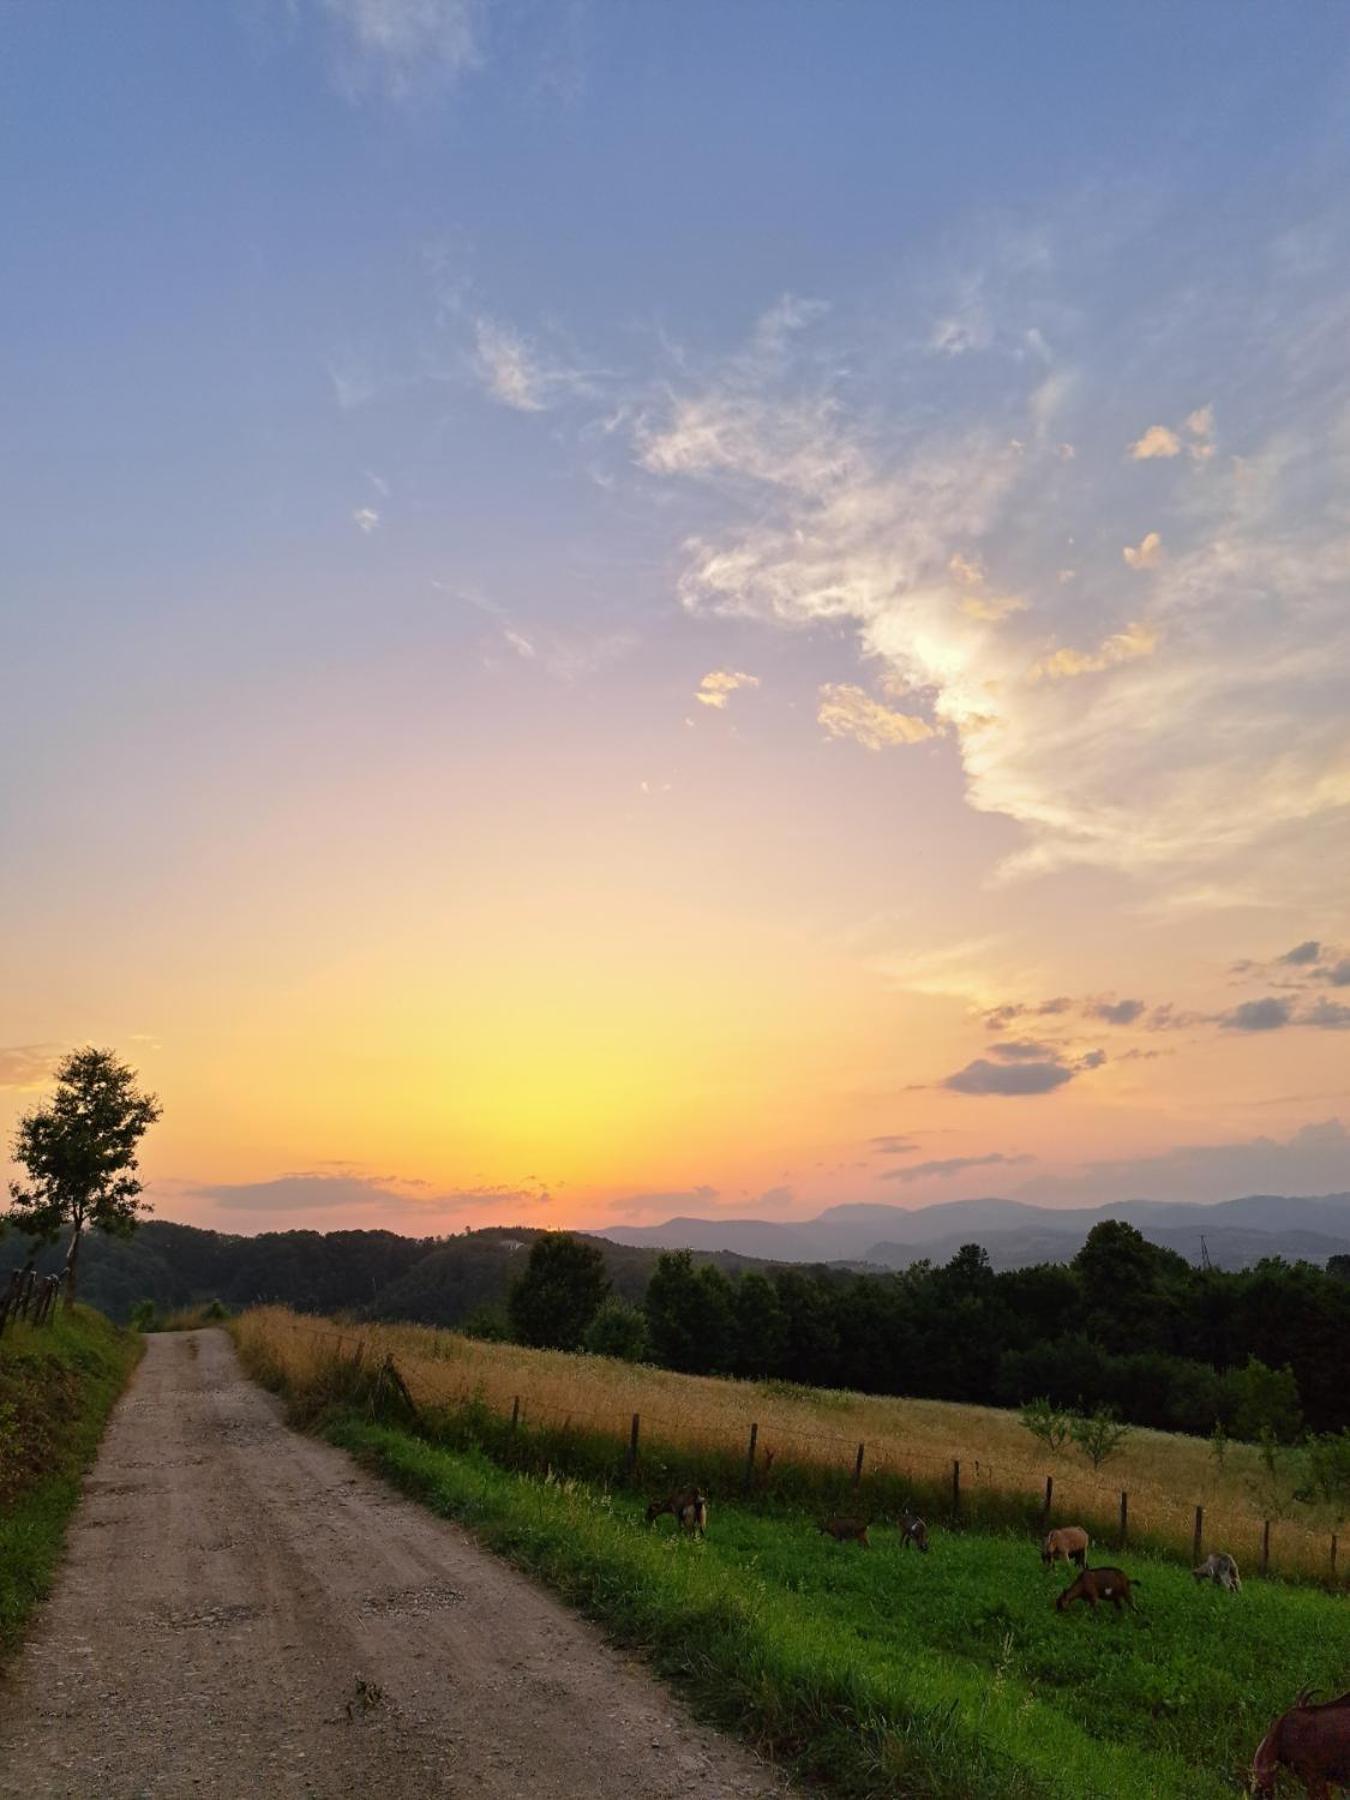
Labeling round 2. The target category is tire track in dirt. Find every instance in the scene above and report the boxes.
[0,1330,790,1799]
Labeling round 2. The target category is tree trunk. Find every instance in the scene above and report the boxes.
[63,1222,82,1310]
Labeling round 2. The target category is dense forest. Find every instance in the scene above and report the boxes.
[625,1227,1350,1436]
[7,1216,1348,1436]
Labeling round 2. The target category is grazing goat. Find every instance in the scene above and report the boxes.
[1041,1525,1090,1568]
[899,1510,929,1553]
[645,1487,707,1536]
[1251,1688,1350,1798]
[819,1515,871,1547]
[1192,1550,1242,1592]
[1055,1566,1138,1613]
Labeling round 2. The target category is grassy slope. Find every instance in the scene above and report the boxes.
[0,1305,141,1658]
[323,1415,1350,1800]
[233,1306,1346,1580]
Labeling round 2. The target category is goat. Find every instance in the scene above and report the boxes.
[899,1510,929,1553]
[1192,1550,1242,1593]
[818,1515,870,1547]
[645,1486,707,1536]
[1055,1566,1138,1613]
[1041,1525,1090,1568]
[1251,1688,1350,1798]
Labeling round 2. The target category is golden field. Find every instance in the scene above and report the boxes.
[232,1305,1345,1583]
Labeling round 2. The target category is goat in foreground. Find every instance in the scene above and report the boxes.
[899,1510,929,1552]
[1041,1525,1090,1568]
[1055,1567,1138,1613]
[645,1487,707,1536]
[1192,1551,1242,1592]
[819,1516,870,1547]
[1250,1688,1350,1798]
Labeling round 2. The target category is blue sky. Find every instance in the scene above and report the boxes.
[3,3,1350,1232]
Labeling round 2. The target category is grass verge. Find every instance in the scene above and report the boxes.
[318,1412,1347,1799]
[0,1305,141,1658]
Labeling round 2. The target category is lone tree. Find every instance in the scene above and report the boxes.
[507,1231,610,1350]
[6,1047,161,1308]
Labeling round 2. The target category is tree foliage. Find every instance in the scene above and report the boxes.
[5,1047,161,1306]
[1019,1396,1073,1455]
[507,1232,610,1350]
[1069,1406,1132,1471]
[583,1297,649,1362]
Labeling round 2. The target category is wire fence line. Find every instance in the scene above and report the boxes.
[249,1311,1344,1586]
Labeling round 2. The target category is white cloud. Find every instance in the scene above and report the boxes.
[632,272,1350,890]
[695,669,759,709]
[1128,424,1182,460]
[352,507,380,533]
[817,684,936,749]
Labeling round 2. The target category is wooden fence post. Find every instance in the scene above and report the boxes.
[852,1442,865,1489]
[743,1422,758,1494]
[951,1459,961,1523]
[510,1395,520,1430]
[625,1412,640,1477]
[1041,1474,1053,1525]
[1260,1519,1271,1577]
[1193,1504,1204,1566]
[1119,1490,1129,1549]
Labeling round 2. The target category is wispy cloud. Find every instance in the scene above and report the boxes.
[880,1151,1033,1182]
[470,315,595,413]
[313,0,483,102]
[352,506,380,533]
[0,1045,61,1090]
[190,1170,549,1214]
[626,239,1350,896]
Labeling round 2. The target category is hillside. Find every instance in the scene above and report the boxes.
[15,1220,798,1328]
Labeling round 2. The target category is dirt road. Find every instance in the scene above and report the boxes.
[0,1330,788,1799]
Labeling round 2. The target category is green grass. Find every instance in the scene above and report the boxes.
[323,1413,1350,1799]
[0,1304,141,1658]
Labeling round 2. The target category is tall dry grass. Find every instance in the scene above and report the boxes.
[232,1305,1345,1583]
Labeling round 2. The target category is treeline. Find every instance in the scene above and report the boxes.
[503,1223,1350,1437]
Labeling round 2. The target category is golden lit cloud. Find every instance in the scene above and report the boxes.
[1128,424,1182,460]
[1123,531,1163,570]
[695,668,760,708]
[1031,620,1159,681]
[817,684,936,749]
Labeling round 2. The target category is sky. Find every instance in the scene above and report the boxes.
[3,2,1350,1238]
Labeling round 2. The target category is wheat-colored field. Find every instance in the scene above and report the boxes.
[233,1305,1344,1583]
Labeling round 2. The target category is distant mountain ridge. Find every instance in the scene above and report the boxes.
[602,1192,1350,1270]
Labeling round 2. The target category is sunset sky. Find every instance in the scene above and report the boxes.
[4,4,1350,1237]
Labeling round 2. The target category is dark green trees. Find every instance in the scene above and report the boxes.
[507,1232,611,1349]
[5,1047,162,1307]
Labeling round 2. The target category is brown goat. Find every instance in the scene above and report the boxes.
[1055,1566,1138,1613]
[1041,1525,1090,1568]
[819,1515,871,1547]
[1251,1689,1350,1798]
[899,1510,929,1553]
[645,1486,707,1535]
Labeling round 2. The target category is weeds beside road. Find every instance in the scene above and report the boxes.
[0,1305,140,1657]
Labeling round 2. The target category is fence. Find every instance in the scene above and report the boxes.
[239,1309,1346,1589]
[0,1267,61,1336]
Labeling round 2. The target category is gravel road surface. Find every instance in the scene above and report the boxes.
[0,1329,789,1799]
